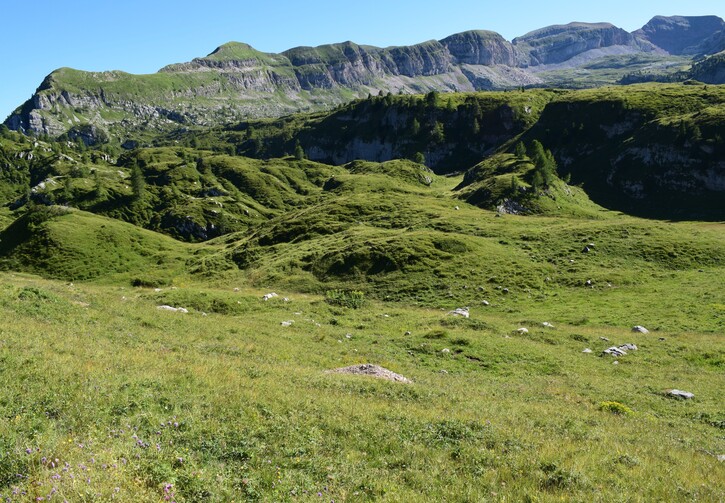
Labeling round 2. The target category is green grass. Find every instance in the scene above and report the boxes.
[1,83,724,500]
[0,264,722,501]
[0,167,723,500]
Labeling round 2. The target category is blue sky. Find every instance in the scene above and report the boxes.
[1,0,724,120]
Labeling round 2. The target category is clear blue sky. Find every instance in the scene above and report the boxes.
[1,0,723,121]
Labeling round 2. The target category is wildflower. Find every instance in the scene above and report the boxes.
[25,448,31,454]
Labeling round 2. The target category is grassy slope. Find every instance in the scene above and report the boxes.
[0,262,722,501]
[0,169,723,500]
[0,206,198,283]
[0,85,724,500]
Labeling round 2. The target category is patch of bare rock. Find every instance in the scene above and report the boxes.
[327,364,412,384]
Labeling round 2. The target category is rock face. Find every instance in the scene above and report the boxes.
[634,16,725,55]
[440,31,517,66]
[513,23,648,67]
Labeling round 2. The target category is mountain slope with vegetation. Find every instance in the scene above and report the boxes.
[5,15,724,143]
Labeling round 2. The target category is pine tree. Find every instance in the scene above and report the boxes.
[294,141,305,161]
[514,142,527,159]
[130,162,146,201]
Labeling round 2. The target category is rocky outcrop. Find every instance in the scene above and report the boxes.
[690,51,725,83]
[513,23,650,67]
[440,31,517,66]
[634,16,725,55]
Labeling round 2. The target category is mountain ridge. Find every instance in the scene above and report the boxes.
[4,15,725,142]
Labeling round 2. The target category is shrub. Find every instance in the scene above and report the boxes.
[598,401,634,416]
[325,289,365,309]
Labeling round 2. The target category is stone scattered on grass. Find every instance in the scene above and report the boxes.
[601,344,637,357]
[517,328,529,334]
[582,348,593,353]
[262,292,279,301]
[665,389,694,399]
[632,325,649,334]
[600,336,610,342]
[542,322,555,328]
[717,454,725,462]
[157,305,188,313]
[482,300,490,306]
[280,320,294,327]
[449,307,470,318]
[326,364,412,384]
[441,348,451,354]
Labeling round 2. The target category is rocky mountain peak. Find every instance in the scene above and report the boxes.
[634,15,725,55]
[439,30,516,66]
[512,22,641,66]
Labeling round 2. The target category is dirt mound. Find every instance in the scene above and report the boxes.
[327,364,412,384]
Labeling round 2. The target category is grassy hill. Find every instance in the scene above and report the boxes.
[0,223,722,500]
[0,84,723,500]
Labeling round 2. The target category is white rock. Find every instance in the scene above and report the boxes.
[717,454,725,462]
[613,361,619,365]
[233,287,240,292]
[482,300,490,306]
[280,320,294,327]
[632,325,649,334]
[454,206,460,210]
[517,328,529,334]
[154,288,162,292]
[667,389,694,399]
[542,322,554,328]
[582,348,593,353]
[157,305,187,313]
[262,292,279,301]
[448,307,470,318]
[441,348,451,354]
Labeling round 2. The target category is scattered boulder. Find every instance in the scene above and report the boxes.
[585,279,593,287]
[517,327,529,334]
[482,300,490,306]
[448,307,470,318]
[717,454,725,462]
[632,325,649,334]
[326,364,412,384]
[600,336,610,342]
[441,348,451,354]
[665,389,694,399]
[157,305,188,313]
[280,320,294,327]
[263,292,279,301]
[542,322,555,328]
[582,348,593,353]
[601,343,638,357]
[582,246,591,253]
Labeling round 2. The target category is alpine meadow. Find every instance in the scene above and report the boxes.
[0,11,724,503]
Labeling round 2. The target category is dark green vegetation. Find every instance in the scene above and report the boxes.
[0,75,724,500]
